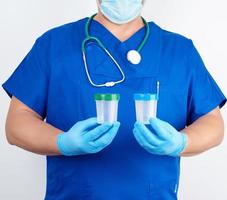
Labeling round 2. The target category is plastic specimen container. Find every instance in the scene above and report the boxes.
[94,94,120,124]
[134,93,158,124]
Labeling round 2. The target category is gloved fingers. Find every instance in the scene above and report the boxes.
[133,128,150,147]
[133,128,156,151]
[90,122,120,148]
[85,123,113,140]
[73,117,98,132]
[149,118,171,139]
[134,122,161,146]
[134,128,168,155]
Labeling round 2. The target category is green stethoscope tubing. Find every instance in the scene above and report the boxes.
[82,14,150,53]
[81,14,150,87]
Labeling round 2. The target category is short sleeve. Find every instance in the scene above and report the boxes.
[2,37,49,119]
[187,40,226,125]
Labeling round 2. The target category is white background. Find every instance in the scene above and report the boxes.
[0,0,226,199]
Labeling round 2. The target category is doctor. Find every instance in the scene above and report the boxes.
[2,0,226,199]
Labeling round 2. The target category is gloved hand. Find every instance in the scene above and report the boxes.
[57,118,120,156]
[133,118,188,157]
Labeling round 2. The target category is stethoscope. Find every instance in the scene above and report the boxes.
[82,14,150,87]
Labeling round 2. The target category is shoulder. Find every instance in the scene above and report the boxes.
[35,17,87,46]
[151,22,194,51]
[150,22,196,60]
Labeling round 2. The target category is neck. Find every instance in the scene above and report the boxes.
[94,12,144,42]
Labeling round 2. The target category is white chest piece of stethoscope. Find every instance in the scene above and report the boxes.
[81,14,150,88]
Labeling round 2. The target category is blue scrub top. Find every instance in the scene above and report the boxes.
[2,17,226,200]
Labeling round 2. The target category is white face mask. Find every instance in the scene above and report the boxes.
[99,0,143,25]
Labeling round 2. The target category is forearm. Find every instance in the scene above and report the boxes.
[6,109,62,156]
[181,108,224,157]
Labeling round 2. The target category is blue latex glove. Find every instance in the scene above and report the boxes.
[57,118,120,156]
[133,118,188,157]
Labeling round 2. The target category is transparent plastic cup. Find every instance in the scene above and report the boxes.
[94,94,120,124]
[134,93,158,124]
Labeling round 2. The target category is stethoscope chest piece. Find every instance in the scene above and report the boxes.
[127,50,142,65]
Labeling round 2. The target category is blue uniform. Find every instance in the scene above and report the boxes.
[2,18,226,199]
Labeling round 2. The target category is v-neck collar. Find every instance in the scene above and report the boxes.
[90,18,147,49]
[78,17,163,80]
